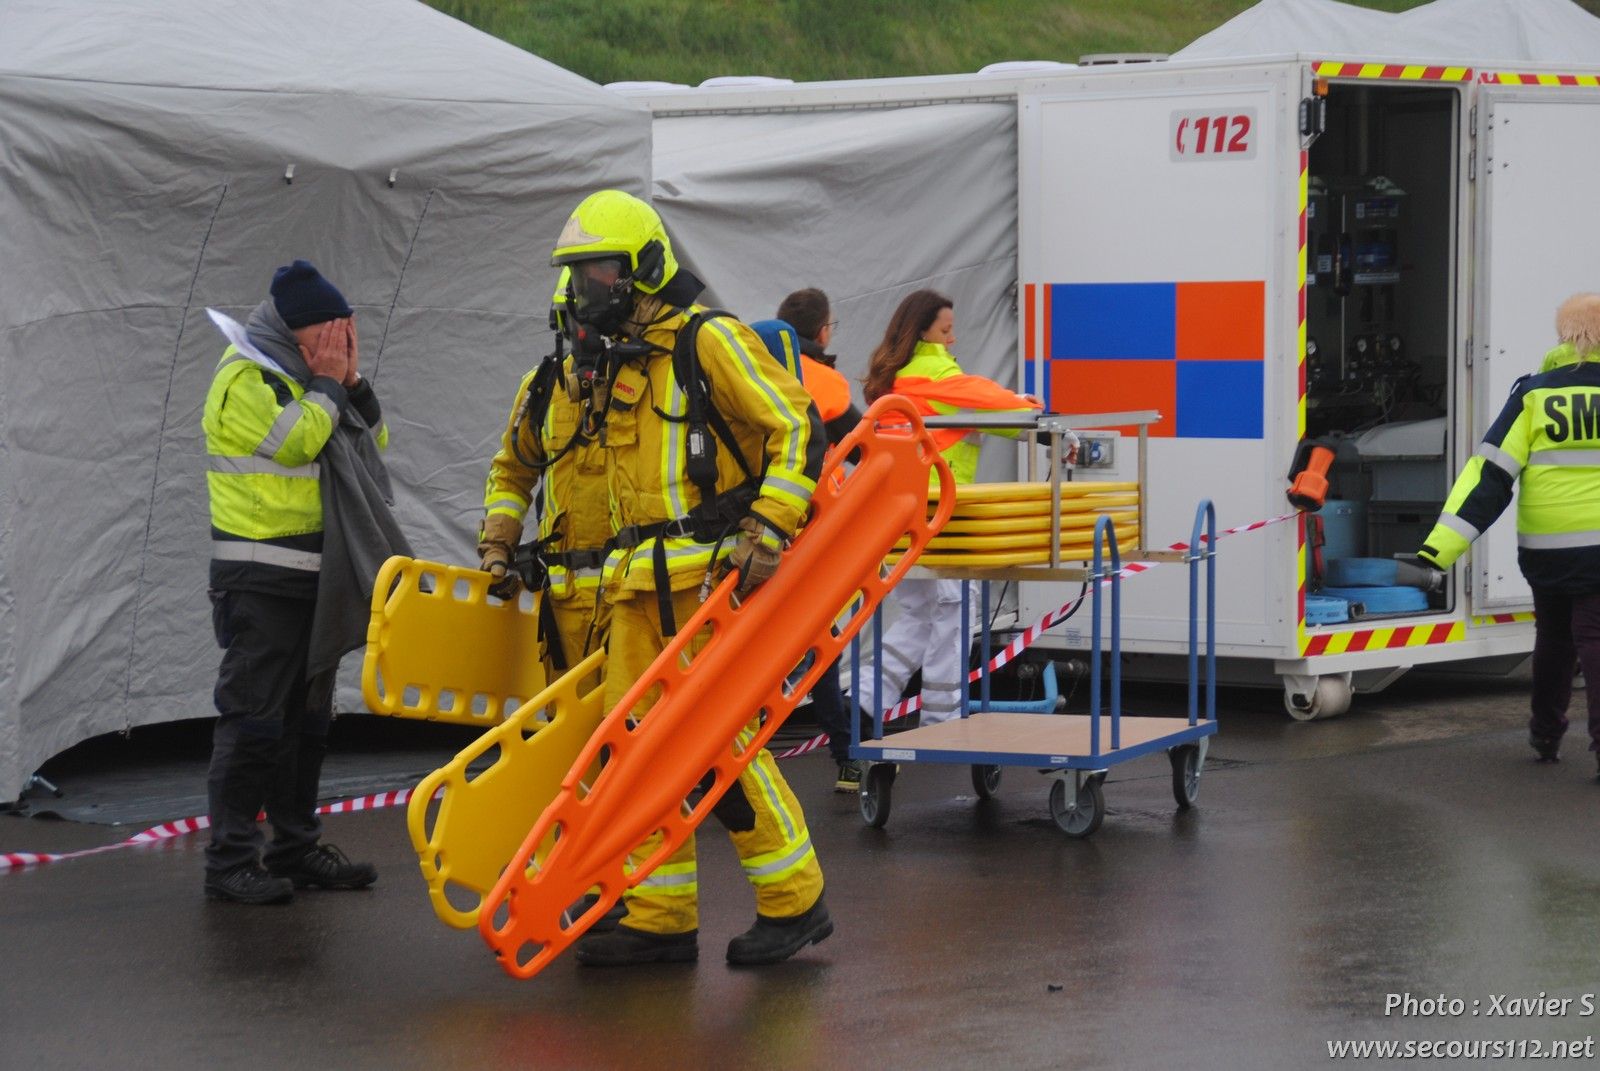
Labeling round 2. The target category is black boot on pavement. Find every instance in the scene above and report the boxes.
[1530,734,1561,763]
[726,895,834,966]
[268,844,377,890]
[834,759,863,793]
[575,924,699,966]
[205,864,294,905]
[569,893,629,934]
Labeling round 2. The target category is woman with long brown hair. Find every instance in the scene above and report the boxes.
[852,290,1038,729]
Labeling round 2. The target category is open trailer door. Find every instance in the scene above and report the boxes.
[1470,75,1600,612]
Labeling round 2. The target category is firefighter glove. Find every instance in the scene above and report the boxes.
[480,543,523,600]
[723,515,784,597]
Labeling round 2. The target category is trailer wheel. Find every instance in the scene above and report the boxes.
[1282,673,1352,721]
[860,763,895,829]
[1048,774,1104,838]
[1169,745,1201,810]
[970,764,1002,799]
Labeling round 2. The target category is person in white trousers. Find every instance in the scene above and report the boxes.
[851,290,1041,728]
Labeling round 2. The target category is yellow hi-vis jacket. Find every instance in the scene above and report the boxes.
[203,345,388,593]
[1419,343,1600,591]
[482,362,613,600]
[602,302,824,598]
[892,341,1040,486]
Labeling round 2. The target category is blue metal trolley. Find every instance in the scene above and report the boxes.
[850,499,1219,838]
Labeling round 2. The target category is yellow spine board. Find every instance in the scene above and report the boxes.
[946,491,1140,519]
[901,513,1138,551]
[936,480,1138,504]
[361,556,547,727]
[889,528,1140,567]
[406,647,608,930]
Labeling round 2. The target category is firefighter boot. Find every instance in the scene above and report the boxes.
[574,925,699,967]
[726,895,834,966]
[569,892,630,934]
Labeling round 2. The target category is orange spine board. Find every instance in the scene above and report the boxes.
[477,395,954,978]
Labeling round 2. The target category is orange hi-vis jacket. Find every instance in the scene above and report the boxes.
[890,341,1039,485]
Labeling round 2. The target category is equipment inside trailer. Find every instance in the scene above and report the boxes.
[1305,82,1459,617]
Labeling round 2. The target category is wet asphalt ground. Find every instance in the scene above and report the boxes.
[4,667,1600,1070]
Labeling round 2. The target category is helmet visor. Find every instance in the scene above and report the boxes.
[569,256,629,316]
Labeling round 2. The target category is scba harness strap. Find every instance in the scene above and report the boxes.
[617,308,769,636]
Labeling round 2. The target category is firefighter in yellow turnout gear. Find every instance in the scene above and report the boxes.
[552,190,833,967]
[478,273,611,674]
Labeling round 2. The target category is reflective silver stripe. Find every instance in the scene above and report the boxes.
[1436,513,1480,543]
[485,495,528,514]
[742,835,814,879]
[636,869,696,889]
[256,402,306,459]
[1478,442,1522,475]
[1518,530,1600,550]
[208,455,320,479]
[211,541,322,571]
[1528,449,1600,467]
[761,474,813,502]
[302,391,340,423]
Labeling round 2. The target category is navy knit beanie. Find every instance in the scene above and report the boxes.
[270,260,352,328]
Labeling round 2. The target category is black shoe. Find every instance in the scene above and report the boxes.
[1530,734,1562,763]
[569,893,629,934]
[205,864,293,905]
[268,843,377,890]
[726,895,833,966]
[574,924,699,966]
[834,760,863,793]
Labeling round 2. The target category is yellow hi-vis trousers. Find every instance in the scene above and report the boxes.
[605,586,824,935]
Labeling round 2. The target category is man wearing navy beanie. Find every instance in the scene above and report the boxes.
[271,259,353,329]
[200,260,408,904]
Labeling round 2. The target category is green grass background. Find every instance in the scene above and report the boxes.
[426,0,1600,85]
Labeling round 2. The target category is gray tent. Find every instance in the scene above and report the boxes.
[0,0,650,801]
[650,101,1018,403]
[1176,0,1600,62]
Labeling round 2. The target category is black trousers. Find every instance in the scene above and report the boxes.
[807,655,854,764]
[205,589,335,876]
[1529,585,1600,752]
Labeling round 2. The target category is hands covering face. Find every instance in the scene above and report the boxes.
[298,317,359,386]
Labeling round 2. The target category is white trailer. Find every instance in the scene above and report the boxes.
[619,41,1600,719]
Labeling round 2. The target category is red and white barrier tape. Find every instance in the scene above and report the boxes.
[771,511,1297,759]
[1,789,423,874]
[3,512,1295,872]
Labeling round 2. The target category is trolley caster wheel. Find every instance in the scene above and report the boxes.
[1048,773,1105,838]
[970,764,1002,799]
[1282,673,1352,722]
[1169,744,1201,810]
[860,763,896,829]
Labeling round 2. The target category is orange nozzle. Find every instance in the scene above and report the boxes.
[1286,441,1335,512]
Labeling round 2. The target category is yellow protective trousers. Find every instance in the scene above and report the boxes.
[606,586,824,935]
[547,593,607,691]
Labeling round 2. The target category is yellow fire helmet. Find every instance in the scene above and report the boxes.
[549,266,572,334]
[550,189,676,295]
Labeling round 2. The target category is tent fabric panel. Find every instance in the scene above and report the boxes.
[0,0,639,112]
[651,102,1019,470]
